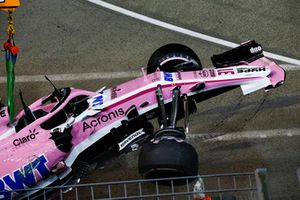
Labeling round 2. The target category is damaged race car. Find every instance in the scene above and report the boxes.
[0,40,285,199]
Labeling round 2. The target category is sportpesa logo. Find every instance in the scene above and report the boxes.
[237,67,266,73]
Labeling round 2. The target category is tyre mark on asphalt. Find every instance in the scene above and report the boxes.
[206,94,244,137]
[239,93,268,130]
[202,92,268,140]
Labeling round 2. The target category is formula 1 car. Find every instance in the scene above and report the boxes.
[0,41,285,199]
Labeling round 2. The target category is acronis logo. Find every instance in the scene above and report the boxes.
[0,155,49,199]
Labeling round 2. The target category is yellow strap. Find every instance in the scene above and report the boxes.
[7,11,15,35]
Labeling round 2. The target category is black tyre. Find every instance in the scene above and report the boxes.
[147,43,202,74]
[138,137,198,180]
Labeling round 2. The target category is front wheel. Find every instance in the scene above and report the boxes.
[147,43,202,74]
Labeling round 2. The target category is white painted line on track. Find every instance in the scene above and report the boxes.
[0,71,141,83]
[0,64,297,83]
[0,1,298,84]
[281,64,300,71]
[187,128,300,141]
[87,0,300,66]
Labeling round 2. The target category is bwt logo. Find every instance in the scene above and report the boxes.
[163,72,174,82]
[0,155,50,199]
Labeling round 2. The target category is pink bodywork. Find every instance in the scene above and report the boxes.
[0,57,285,198]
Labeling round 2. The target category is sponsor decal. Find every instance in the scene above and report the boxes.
[13,129,39,147]
[88,92,106,109]
[111,87,118,99]
[198,70,209,78]
[163,72,174,82]
[217,68,235,76]
[209,69,216,77]
[0,155,49,199]
[152,77,160,82]
[92,94,103,106]
[250,46,262,54]
[118,129,145,151]
[237,67,266,73]
[0,109,5,118]
[83,108,125,132]
[176,72,182,80]
[151,72,160,83]
[193,71,198,78]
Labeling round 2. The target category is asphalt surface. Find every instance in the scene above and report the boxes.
[0,0,299,199]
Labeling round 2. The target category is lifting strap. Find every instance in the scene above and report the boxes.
[4,11,19,123]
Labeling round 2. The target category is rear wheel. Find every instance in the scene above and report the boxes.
[147,43,202,73]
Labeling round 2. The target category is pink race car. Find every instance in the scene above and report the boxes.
[0,41,285,199]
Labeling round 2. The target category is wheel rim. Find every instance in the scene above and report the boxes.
[147,43,202,74]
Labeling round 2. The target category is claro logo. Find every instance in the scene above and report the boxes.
[13,129,39,146]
